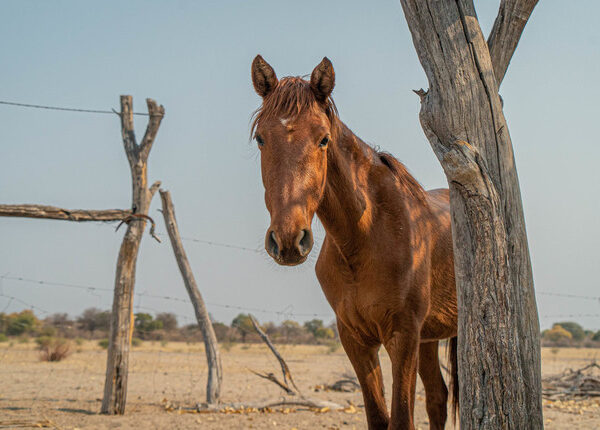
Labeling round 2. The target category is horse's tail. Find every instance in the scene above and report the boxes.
[448,336,459,424]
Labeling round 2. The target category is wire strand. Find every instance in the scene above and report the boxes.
[0,100,151,116]
[0,274,332,319]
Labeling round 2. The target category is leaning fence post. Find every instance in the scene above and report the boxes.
[159,189,223,405]
[101,95,164,415]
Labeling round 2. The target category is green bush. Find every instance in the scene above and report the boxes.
[131,337,142,347]
[98,339,109,349]
[554,321,585,341]
[593,331,600,342]
[543,325,572,343]
[6,310,38,336]
[0,333,8,342]
[35,336,53,347]
[39,325,57,337]
[75,337,84,346]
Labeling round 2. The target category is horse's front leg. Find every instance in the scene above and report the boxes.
[384,327,420,430]
[338,323,389,430]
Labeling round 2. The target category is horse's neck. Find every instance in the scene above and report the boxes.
[316,122,415,258]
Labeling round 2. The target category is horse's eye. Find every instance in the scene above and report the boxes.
[319,137,329,148]
[255,135,265,146]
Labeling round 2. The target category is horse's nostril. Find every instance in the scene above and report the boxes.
[297,229,313,257]
[267,230,280,258]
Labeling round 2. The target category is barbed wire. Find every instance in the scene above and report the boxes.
[0,274,332,319]
[536,291,600,301]
[95,222,264,255]
[0,293,49,316]
[157,232,262,254]
[541,313,600,319]
[0,99,151,116]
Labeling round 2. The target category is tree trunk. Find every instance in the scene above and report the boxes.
[101,96,164,415]
[399,1,542,428]
[159,189,223,405]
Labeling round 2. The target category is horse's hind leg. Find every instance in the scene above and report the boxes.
[418,341,448,430]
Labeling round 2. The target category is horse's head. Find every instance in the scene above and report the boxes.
[251,55,338,266]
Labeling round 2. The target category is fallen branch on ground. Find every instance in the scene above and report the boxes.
[542,361,600,399]
[197,314,344,412]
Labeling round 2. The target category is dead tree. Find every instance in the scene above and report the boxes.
[159,189,222,405]
[399,1,542,428]
[101,96,164,415]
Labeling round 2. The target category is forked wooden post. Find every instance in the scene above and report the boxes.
[399,1,541,428]
[159,189,222,405]
[101,96,164,415]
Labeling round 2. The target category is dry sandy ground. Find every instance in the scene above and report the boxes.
[0,342,599,429]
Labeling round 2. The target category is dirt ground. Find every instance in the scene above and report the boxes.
[1,342,599,429]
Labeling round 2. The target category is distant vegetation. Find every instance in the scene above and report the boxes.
[0,309,339,347]
[542,321,600,347]
[2,310,598,350]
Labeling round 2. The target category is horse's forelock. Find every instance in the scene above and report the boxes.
[251,77,340,140]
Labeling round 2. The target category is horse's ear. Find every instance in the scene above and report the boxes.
[310,57,335,102]
[252,55,278,98]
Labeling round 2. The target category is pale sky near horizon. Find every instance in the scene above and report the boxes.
[0,1,598,330]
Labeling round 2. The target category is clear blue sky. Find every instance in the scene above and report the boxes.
[0,1,598,330]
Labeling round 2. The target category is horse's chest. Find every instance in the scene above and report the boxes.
[318,269,404,343]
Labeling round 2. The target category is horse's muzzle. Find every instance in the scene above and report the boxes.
[265,228,313,266]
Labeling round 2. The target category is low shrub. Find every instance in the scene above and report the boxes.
[98,339,109,349]
[131,337,142,347]
[0,333,8,342]
[37,337,71,362]
[325,340,341,354]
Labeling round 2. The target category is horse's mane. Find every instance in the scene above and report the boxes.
[251,77,341,141]
[251,76,427,205]
[378,152,428,205]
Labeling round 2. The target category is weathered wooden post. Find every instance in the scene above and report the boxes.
[101,96,164,415]
[399,1,542,428]
[159,189,222,405]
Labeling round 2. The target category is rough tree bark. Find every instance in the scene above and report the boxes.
[101,96,164,415]
[159,189,223,405]
[0,205,131,221]
[399,1,541,428]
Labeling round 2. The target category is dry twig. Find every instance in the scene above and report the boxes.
[542,361,600,399]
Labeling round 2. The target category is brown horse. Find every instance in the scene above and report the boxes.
[250,55,458,430]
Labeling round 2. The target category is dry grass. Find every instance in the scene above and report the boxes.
[0,342,598,429]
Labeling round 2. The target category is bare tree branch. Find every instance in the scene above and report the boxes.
[487,0,539,85]
[139,99,165,160]
[0,205,131,221]
[248,369,296,395]
[159,189,222,405]
[249,315,300,394]
[148,180,162,198]
[119,95,137,164]
[198,397,343,412]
